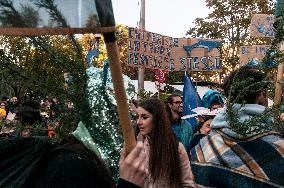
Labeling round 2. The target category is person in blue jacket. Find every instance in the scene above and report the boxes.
[166,94,193,152]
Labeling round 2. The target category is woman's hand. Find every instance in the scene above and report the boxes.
[119,140,148,187]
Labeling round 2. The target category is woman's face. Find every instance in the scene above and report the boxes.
[0,103,5,109]
[136,107,154,136]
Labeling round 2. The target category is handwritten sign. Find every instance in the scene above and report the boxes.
[128,27,222,72]
[239,45,271,66]
[250,14,275,38]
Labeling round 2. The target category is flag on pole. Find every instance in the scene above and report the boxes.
[180,73,204,151]
[182,74,203,116]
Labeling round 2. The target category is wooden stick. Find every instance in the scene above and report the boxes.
[274,63,284,105]
[0,27,116,36]
[105,40,136,153]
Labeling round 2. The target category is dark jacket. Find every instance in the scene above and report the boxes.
[0,136,140,188]
[188,133,206,151]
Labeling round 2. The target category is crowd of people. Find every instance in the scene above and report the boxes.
[0,67,283,187]
[0,96,73,139]
[129,67,284,187]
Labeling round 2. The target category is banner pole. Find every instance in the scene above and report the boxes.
[104,32,136,154]
[274,63,284,105]
[195,72,198,109]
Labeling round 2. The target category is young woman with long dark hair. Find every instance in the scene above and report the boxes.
[137,98,195,188]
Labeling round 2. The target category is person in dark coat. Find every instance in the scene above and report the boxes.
[0,135,147,188]
[1,105,148,188]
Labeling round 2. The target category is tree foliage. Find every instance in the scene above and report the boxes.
[186,0,284,135]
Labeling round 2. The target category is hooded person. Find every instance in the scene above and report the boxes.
[190,67,284,187]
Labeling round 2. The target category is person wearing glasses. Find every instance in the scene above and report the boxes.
[166,94,193,152]
[166,94,183,137]
[166,94,183,122]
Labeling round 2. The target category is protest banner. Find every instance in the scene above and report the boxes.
[250,14,275,38]
[128,27,222,72]
[239,45,271,66]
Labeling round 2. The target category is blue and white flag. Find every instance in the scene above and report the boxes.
[182,74,203,116]
[182,74,204,132]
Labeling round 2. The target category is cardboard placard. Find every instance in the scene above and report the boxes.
[239,45,271,66]
[250,14,275,38]
[128,27,222,72]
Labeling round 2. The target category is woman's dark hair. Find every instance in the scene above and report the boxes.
[223,67,267,104]
[131,99,138,108]
[138,98,181,187]
[61,135,113,187]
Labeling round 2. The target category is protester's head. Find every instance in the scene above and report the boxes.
[137,98,181,187]
[11,96,18,105]
[202,90,225,110]
[166,94,183,122]
[137,98,171,137]
[166,94,183,113]
[0,101,7,110]
[223,67,268,106]
[197,115,215,135]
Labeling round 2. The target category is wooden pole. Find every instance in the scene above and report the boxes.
[0,27,115,36]
[138,0,146,92]
[158,82,160,99]
[195,72,198,108]
[105,40,136,154]
[274,63,284,105]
